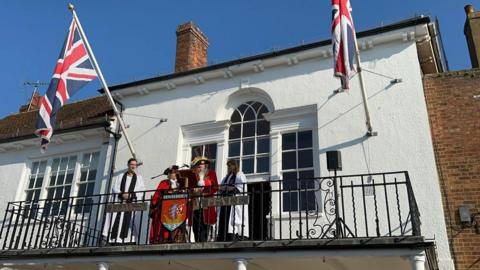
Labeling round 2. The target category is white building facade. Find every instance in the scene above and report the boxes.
[0,17,454,270]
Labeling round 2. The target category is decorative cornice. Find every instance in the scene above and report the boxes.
[181,120,230,145]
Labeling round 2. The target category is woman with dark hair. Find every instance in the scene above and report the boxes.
[216,159,249,241]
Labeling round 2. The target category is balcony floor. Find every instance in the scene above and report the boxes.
[0,237,433,270]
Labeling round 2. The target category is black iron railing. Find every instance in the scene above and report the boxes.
[0,171,420,250]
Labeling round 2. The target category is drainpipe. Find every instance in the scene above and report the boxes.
[105,98,124,193]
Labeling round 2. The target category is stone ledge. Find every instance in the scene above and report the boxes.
[423,68,480,79]
[0,236,431,259]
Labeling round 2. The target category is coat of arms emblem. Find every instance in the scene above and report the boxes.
[161,193,188,231]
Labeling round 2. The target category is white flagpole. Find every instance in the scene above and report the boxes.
[355,46,376,136]
[68,3,138,158]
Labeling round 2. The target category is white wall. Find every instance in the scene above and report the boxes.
[111,32,452,269]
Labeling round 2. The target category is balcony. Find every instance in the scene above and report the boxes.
[0,172,433,270]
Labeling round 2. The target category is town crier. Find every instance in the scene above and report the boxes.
[190,156,218,242]
[149,165,188,244]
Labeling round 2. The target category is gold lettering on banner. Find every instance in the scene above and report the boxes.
[106,202,148,213]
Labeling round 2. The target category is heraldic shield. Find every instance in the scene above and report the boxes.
[161,193,188,231]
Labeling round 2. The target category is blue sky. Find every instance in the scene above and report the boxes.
[0,0,476,118]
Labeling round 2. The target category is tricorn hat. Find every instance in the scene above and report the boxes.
[191,156,211,167]
[163,165,179,175]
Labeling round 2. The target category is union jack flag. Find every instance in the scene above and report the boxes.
[35,18,97,150]
[332,0,358,89]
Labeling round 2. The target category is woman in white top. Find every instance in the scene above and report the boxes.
[216,159,249,241]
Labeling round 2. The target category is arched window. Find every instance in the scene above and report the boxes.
[228,101,270,174]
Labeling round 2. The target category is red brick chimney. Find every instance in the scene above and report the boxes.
[19,91,43,112]
[464,4,480,68]
[175,21,209,73]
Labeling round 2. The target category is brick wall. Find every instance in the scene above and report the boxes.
[175,22,209,73]
[423,69,480,270]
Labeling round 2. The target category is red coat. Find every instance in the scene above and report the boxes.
[188,170,218,225]
[205,170,218,224]
[150,180,186,243]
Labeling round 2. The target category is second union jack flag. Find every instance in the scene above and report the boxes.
[35,18,97,150]
[332,0,358,89]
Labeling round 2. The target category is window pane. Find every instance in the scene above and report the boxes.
[242,158,254,174]
[204,144,217,159]
[33,190,41,201]
[282,152,296,170]
[46,188,54,199]
[34,177,43,188]
[257,120,270,135]
[26,190,34,201]
[244,107,255,121]
[242,122,255,138]
[39,161,47,173]
[252,102,262,112]
[31,162,39,174]
[256,156,269,173]
[191,145,204,159]
[228,142,240,157]
[56,173,65,186]
[282,133,296,150]
[80,171,88,182]
[229,124,241,139]
[65,173,74,184]
[28,177,35,189]
[298,170,314,179]
[283,192,298,212]
[68,156,77,170]
[257,138,270,153]
[65,186,71,197]
[258,105,268,118]
[38,160,47,173]
[231,110,241,123]
[243,139,254,156]
[88,170,97,181]
[51,158,60,172]
[237,104,248,114]
[59,158,68,171]
[299,170,315,187]
[91,152,100,169]
[78,184,86,196]
[298,149,313,168]
[282,172,298,190]
[54,187,63,199]
[300,191,317,211]
[49,175,56,186]
[86,182,95,195]
[298,131,313,149]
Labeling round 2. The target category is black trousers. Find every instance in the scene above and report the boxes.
[216,205,234,241]
[192,210,208,242]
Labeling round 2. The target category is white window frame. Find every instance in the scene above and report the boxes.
[280,129,317,213]
[181,120,230,177]
[263,104,321,218]
[20,150,102,217]
[227,101,270,176]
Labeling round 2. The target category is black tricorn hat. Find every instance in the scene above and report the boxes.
[163,165,179,175]
[191,156,211,167]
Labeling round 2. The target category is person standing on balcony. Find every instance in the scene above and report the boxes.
[149,165,187,244]
[216,159,249,241]
[103,158,145,245]
[190,156,218,242]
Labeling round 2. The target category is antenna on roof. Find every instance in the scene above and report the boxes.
[23,80,48,111]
